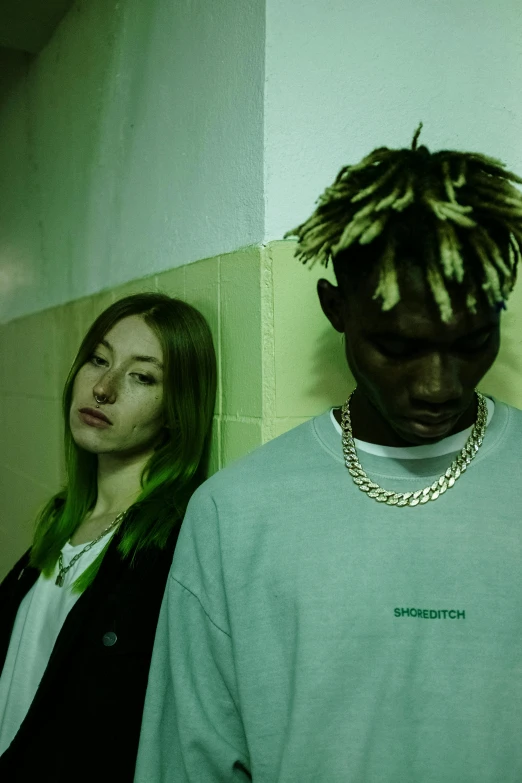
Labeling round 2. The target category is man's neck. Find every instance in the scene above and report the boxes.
[333,389,477,447]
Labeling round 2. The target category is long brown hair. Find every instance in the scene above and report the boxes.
[30,292,217,591]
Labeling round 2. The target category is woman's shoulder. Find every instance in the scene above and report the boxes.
[0,548,33,594]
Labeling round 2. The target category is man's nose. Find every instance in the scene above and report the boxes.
[410,352,463,407]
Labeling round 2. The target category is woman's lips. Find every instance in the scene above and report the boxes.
[78,410,112,429]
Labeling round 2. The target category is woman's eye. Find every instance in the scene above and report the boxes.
[134,374,155,385]
[89,354,155,384]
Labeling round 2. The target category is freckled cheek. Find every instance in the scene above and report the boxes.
[70,376,86,411]
[71,367,98,400]
[70,374,82,400]
[127,404,163,436]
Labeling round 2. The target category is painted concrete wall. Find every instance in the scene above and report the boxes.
[2,239,521,580]
[0,249,265,578]
[3,0,522,319]
[265,0,522,241]
[0,0,264,322]
[2,0,522,578]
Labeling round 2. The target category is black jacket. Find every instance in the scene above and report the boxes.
[0,524,179,782]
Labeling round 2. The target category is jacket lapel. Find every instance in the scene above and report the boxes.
[24,530,129,711]
[0,552,39,674]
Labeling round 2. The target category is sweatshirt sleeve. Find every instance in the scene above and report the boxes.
[134,487,251,782]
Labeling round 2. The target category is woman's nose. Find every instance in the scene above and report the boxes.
[93,372,118,403]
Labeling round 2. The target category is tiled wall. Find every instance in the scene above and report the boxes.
[2,240,522,579]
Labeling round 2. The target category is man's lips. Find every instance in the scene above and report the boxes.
[399,414,459,439]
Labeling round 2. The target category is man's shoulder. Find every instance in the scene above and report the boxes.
[495,398,522,430]
[196,414,330,501]
[481,397,522,462]
[503,400,522,418]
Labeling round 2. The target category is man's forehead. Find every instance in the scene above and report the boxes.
[367,302,497,340]
[351,267,499,338]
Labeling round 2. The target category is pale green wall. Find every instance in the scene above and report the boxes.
[3,240,520,580]
[0,248,259,577]
[0,240,344,579]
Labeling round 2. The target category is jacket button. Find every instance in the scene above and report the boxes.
[102,631,118,647]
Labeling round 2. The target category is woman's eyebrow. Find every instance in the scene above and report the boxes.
[100,338,164,369]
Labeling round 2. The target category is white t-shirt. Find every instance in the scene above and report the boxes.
[0,528,117,755]
[330,396,495,458]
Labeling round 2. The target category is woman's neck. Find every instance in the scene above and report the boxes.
[92,451,149,516]
[68,452,149,546]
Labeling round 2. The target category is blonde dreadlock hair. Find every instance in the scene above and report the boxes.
[286,125,522,322]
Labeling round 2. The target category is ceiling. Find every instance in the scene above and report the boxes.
[0,0,75,53]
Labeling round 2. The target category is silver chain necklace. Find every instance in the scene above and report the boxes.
[55,511,126,587]
[341,390,487,507]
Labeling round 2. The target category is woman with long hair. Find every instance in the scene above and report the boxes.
[0,292,217,782]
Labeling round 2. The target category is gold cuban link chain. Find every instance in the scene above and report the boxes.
[341,391,487,507]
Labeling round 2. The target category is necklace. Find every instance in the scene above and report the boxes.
[341,390,487,507]
[55,511,126,587]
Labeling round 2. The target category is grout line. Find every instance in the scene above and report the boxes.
[274,416,313,421]
[260,244,276,444]
[216,256,223,468]
[215,416,222,472]
[217,414,262,424]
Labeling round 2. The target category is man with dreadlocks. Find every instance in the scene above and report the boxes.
[137,128,522,782]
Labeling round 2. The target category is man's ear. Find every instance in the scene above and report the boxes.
[317,278,345,333]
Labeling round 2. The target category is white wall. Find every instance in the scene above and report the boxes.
[0,0,265,322]
[264,0,522,241]
[3,0,522,321]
